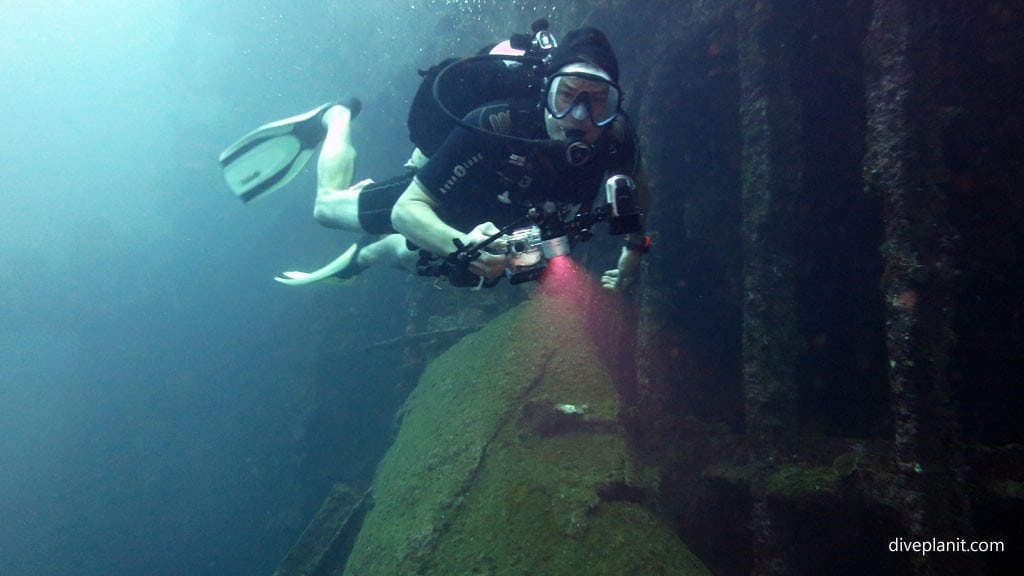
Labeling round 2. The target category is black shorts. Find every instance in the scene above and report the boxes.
[356,173,415,235]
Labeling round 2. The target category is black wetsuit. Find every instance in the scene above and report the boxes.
[356,103,638,237]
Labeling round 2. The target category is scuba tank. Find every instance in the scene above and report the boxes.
[406,19,556,157]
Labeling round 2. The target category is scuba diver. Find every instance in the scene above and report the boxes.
[219,25,649,290]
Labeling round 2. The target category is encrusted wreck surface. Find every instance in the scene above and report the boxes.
[343,292,710,576]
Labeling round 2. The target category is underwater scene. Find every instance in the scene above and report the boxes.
[1,1,1021,574]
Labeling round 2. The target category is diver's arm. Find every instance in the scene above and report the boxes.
[391,180,464,255]
[391,180,506,278]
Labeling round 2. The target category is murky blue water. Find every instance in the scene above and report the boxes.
[0,1,569,574]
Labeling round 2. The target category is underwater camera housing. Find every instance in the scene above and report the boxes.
[502,174,641,284]
[504,226,545,284]
[503,223,572,285]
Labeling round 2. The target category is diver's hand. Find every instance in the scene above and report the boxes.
[601,247,641,291]
[463,222,507,280]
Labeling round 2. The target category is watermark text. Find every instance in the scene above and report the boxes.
[889,537,1004,556]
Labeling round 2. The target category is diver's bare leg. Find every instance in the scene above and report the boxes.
[313,104,362,230]
[356,234,420,274]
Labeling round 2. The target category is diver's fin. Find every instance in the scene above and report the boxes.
[219,98,361,204]
[275,242,363,286]
[219,102,331,203]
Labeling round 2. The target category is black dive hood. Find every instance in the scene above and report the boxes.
[431,54,600,167]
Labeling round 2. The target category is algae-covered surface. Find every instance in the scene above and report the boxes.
[343,294,710,575]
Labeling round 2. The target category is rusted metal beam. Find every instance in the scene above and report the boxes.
[863,1,975,574]
[737,1,804,573]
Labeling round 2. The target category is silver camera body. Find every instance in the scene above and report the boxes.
[504,225,570,284]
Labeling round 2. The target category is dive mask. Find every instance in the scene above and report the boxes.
[544,72,622,127]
